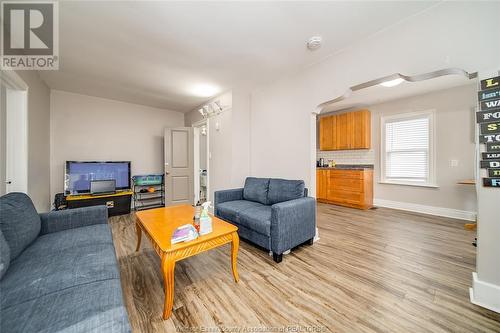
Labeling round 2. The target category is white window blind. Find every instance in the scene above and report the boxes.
[382,112,434,185]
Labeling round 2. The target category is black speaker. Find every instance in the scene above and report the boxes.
[54,193,67,210]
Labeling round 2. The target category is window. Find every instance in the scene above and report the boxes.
[381,110,436,187]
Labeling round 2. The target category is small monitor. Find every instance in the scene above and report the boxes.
[90,180,116,195]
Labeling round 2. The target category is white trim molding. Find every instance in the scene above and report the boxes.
[374,198,477,221]
[470,272,500,313]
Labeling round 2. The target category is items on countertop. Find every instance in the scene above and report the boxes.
[316,162,374,170]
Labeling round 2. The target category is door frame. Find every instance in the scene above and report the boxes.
[164,127,194,206]
[192,118,209,205]
[0,71,29,194]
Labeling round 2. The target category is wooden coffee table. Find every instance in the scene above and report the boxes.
[134,205,239,319]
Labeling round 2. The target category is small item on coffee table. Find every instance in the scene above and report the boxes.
[193,204,201,233]
[171,224,198,244]
[199,201,213,235]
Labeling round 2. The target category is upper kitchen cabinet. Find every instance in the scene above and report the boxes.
[319,114,335,150]
[319,109,371,150]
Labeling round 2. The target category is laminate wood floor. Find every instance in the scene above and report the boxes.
[109,203,500,333]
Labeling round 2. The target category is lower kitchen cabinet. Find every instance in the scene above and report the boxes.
[316,168,373,210]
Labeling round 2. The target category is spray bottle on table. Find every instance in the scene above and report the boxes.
[199,201,213,235]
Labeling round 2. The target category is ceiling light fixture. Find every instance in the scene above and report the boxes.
[307,36,322,51]
[190,84,219,97]
[379,78,404,87]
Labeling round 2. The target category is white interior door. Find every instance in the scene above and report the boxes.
[2,87,28,194]
[164,127,194,206]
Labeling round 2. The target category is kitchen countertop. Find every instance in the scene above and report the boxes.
[317,164,374,170]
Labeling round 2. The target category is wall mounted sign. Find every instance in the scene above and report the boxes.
[480,121,500,135]
[481,76,500,90]
[480,98,500,111]
[483,178,500,187]
[478,75,500,188]
[480,159,500,168]
[479,134,500,143]
[488,168,500,177]
[482,152,500,160]
[478,87,500,102]
[476,109,500,123]
[486,142,500,151]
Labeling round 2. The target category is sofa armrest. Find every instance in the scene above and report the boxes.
[214,188,244,217]
[214,188,244,206]
[271,197,316,254]
[40,206,108,235]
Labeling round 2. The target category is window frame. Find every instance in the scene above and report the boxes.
[380,110,437,188]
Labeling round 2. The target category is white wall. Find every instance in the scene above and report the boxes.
[15,71,51,212]
[250,2,500,192]
[249,1,499,312]
[372,84,477,214]
[184,89,251,202]
[50,90,184,199]
[316,84,478,215]
[0,84,6,196]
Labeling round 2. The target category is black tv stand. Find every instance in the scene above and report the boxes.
[66,190,132,217]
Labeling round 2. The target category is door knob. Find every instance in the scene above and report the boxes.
[5,181,12,184]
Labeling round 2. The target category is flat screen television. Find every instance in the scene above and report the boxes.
[65,161,131,195]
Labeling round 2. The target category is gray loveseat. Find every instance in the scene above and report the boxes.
[0,192,130,333]
[215,177,316,263]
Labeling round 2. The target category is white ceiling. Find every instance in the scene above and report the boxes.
[321,75,476,113]
[40,1,438,112]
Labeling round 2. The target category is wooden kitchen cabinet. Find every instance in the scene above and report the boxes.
[319,115,335,150]
[316,168,373,210]
[316,169,328,199]
[319,109,371,150]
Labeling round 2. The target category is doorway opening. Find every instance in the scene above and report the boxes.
[0,71,29,196]
[193,119,209,205]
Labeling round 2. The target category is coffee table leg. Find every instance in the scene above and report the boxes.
[231,232,239,283]
[135,222,142,252]
[161,253,176,319]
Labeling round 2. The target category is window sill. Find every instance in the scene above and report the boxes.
[378,181,439,188]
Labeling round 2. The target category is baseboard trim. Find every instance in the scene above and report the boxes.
[470,272,500,313]
[373,199,476,221]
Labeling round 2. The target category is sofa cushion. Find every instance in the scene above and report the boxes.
[0,279,130,333]
[238,206,272,236]
[216,200,263,223]
[0,224,119,309]
[0,193,41,260]
[267,178,305,205]
[0,230,10,280]
[243,177,270,205]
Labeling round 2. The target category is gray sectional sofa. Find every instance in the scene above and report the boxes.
[0,192,130,333]
[215,177,316,263]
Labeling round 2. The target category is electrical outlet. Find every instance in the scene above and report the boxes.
[450,159,459,167]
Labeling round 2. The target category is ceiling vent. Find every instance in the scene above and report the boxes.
[307,36,322,50]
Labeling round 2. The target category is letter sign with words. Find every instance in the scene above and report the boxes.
[479,134,500,143]
[476,109,500,123]
[482,152,500,160]
[480,121,500,135]
[483,178,500,187]
[481,98,500,111]
[478,75,500,188]
[478,87,500,102]
[481,160,500,169]
[481,76,500,91]
[486,142,500,152]
[488,169,500,177]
